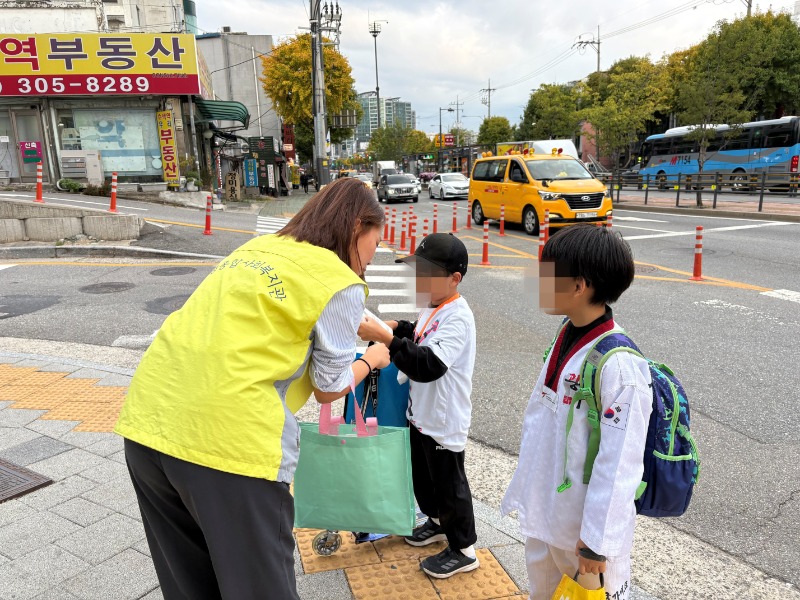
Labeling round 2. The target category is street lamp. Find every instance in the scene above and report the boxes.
[438,107,454,172]
[369,21,386,129]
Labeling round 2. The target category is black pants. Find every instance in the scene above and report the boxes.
[409,425,477,550]
[124,440,299,600]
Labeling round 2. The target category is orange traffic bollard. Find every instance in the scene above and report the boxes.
[34,163,44,203]
[409,216,417,255]
[480,221,491,266]
[452,202,458,233]
[465,203,472,229]
[606,211,613,229]
[400,212,407,252]
[538,218,546,261]
[383,207,389,240]
[389,209,396,246]
[109,172,118,213]
[499,204,506,237]
[203,195,213,235]
[423,218,429,239]
[433,204,438,234]
[690,226,704,281]
[544,209,550,243]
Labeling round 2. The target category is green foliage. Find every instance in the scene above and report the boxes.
[58,178,82,193]
[448,126,475,147]
[517,84,583,141]
[367,122,433,162]
[185,171,200,182]
[261,34,362,142]
[477,116,513,146]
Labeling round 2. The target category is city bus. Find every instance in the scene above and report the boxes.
[639,116,800,189]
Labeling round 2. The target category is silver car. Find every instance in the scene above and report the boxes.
[428,172,469,200]
[377,174,419,204]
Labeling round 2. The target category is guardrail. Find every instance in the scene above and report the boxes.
[598,171,800,212]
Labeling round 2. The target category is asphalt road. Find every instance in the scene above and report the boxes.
[1,190,800,588]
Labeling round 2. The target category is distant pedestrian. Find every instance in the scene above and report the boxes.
[115,178,390,600]
[359,233,479,580]
[502,225,651,600]
[300,172,309,193]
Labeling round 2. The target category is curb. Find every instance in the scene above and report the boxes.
[0,244,224,260]
[614,202,800,223]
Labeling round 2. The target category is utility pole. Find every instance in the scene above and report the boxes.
[480,79,496,118]
[746,0,752,16]
[573,27,600,73]
[450,95,463,146]
[309,0,342,188]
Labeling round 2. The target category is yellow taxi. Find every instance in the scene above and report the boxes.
[469,149,612,235]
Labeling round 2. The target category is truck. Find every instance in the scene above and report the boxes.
[372,161,397,186]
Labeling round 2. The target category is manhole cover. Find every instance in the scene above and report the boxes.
[146,294,190,316]
[78,282,136,294]
[149,267,197,277]
[635,264,658,274]
[0,458,52,504]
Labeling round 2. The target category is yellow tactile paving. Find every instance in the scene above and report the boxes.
[346,559,439,600]
[7,378,101,409]
[295,529,381,574]
[431,549,522,600]
[372,535,447,562]
[0,364,40,383]
[0,364,125,432]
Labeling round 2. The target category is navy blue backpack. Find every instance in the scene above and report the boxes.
[563,330,700,517]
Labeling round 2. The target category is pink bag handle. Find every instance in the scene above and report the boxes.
[318,380,368,437]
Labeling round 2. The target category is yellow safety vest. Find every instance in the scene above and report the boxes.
[114,234,366,481]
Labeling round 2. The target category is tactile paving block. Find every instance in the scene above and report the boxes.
[8,378,101,409]
[0,385,47,402]
[0,371,68,387]
[431,549,522,600]
[373,535,447,562]
[0,365,39,385]
[295,528,381,574]
[347,558,439,600]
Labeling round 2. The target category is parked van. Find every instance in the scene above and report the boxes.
[469,150,611,235]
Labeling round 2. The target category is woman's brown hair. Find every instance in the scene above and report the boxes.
[278,177,384,266]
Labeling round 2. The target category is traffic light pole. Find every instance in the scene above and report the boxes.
[311,0,330,187]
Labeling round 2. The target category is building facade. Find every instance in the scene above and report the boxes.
[355,91,416,147]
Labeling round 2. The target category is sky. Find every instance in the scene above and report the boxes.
[198,0,797,135]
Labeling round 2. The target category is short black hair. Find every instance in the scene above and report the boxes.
[541,224,635,305]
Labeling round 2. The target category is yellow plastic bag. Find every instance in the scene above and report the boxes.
[551,572,606,600]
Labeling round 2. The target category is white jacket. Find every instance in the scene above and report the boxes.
[501,322,652,557]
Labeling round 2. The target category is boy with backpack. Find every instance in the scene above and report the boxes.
[502,224,656,600]
[358,233,479,579]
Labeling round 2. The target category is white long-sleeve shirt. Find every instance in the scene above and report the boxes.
[501,321,652,557]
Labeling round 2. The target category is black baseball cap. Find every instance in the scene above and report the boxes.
[396,233,469,277]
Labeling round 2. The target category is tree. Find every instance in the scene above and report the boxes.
[674,22,753,207]
[477,116,513,146]
[260,33,362,160]
[516,84,583,141]
[582,57,669,170]
[448,125,475,147]
[367,122,433,162]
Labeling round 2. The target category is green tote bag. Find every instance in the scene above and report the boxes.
[293,394,416,536]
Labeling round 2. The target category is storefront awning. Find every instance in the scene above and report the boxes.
[194,98,250,129]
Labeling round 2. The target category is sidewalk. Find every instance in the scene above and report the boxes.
[0,347,672,600]
[615,190,800,220]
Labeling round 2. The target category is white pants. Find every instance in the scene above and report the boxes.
[525,538,631,600]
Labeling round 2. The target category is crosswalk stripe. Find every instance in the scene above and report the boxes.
[368,288,409,297]
[0,264,16,272]
[365,265,408,272]
[256,216,290,235]
[377,303,418,313]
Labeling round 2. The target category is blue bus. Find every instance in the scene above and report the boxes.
[639,116,800,189]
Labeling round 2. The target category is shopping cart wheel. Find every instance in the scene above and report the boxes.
[312,531,342,556]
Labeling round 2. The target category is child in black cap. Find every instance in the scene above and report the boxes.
[359,232,479,579]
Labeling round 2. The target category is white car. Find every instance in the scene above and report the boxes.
[428,172,469,200]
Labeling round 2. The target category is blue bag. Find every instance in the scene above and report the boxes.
[344,353,410,428]
[574,332,700,518]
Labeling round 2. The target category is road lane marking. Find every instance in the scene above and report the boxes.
[614,208,786,223]
[365,275,414,284]
[145,218,257,235]
[0,264,16,271]
[461,235,537,259]
[377,303,417,314]
[614,224,675,233]
[256,216,290,235]
[368,289,409,297]
[761,289,800,304]
[624,221,795,240]
[634,260,772,291]
[44,197,148,211]
[614,216,667,223]
[366,265,408,272]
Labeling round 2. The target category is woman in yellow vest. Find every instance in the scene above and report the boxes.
[115,178,390,600]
